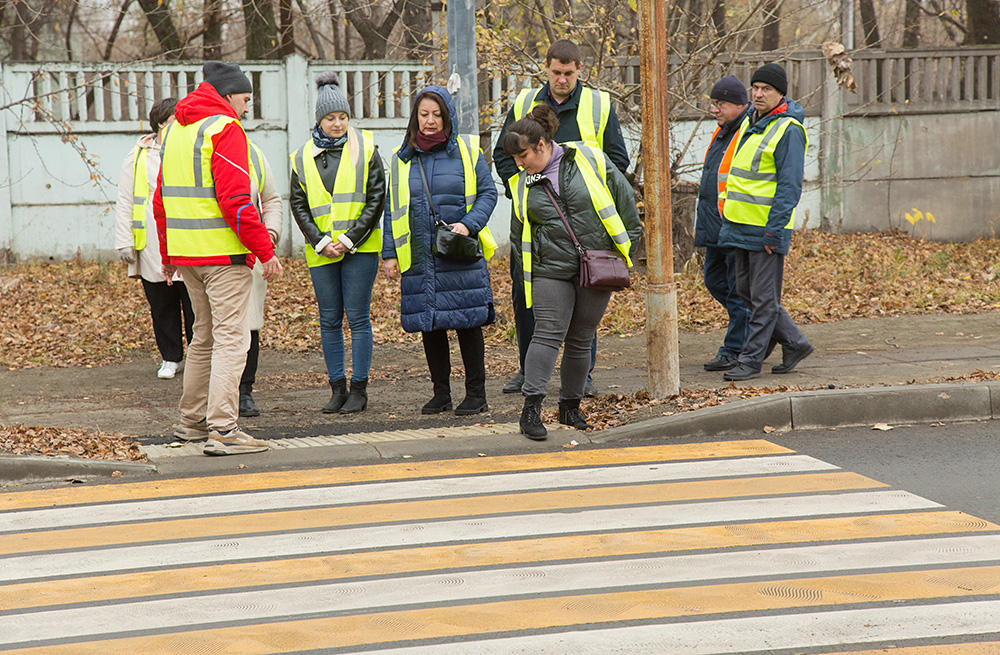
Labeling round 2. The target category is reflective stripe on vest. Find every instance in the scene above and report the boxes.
[723,115,808,229]
[291,128,381,268]
[131,145,148,251]
[705,115,750,216]
[387,134,497,273]
[513,86,610,149]
[160,115,250,257]
[510,142,632,308]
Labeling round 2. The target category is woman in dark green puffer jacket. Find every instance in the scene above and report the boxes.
[502,104,642,441]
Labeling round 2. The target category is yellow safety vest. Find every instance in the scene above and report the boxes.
[510,142,633,308]
[513,86,611,148]
[247,138,265,201]
[388,134,498,273]
[291,128,380,268]
[131,146,149,251]
[723,115,808,229]
[159,114,250,258]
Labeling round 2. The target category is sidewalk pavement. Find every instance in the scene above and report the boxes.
[2,312,999,484]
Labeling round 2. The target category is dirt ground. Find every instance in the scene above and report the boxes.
[5,311,1000,451]
[0,330,679,445]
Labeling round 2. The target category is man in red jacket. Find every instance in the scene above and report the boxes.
[153,61,283,456]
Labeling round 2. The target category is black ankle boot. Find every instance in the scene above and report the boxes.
[239,383,260,417]
[322,378,348,413]
[422,394,452,414]
[520,394,547,440]
[340,379,368,414]
[558,398,592,430]
[455,396,488,415]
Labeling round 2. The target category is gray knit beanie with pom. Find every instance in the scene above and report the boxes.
[315,72,350,123]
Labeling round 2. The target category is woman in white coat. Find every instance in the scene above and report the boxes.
[114,98,193,379]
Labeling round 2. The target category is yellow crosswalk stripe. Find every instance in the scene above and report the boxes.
[0,440,790,510]
[5,510,990,612]
[7,565,1000,655]
[1,471,881,555]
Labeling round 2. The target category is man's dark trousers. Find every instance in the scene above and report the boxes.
[703,245,749,358]
[732,248,810,369]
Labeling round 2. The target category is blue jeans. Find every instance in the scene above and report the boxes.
[309,253,379,383]
[704,246,750,358]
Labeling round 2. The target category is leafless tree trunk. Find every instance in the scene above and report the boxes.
[136,0,184,58]
[278,0,295,56]
[966,0,1000,44]
[342,0,407,59]
[104,0,133,59]
[403,0,433,59]
[327,0,342,59]
[64,0,78,59]
[761,0,781,51]
[203,0,222,59]
[711,0,727,37]
[242,0,279,59]
[903,0,921,47]
[858,0,881,47]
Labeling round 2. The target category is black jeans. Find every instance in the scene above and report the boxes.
[140,278,194,362]
[421,327,486,398]
[240,329,259,388]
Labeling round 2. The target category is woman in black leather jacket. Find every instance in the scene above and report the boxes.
[290,73,386,414]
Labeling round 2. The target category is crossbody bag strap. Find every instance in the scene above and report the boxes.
[415,155,444,226]
[541,182,583,253]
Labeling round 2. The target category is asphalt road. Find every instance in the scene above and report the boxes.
[771,419,1000,525]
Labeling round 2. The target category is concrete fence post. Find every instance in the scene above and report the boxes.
[283,54,310,258]
[0,61,13,263]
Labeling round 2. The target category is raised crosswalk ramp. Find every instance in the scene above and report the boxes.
[2,440,1000,654]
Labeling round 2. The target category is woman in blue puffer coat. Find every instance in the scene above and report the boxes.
[382,86,498,416]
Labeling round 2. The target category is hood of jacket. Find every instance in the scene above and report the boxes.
[136,132,159,150]
[398,85,461,162]
[174,82,239,127]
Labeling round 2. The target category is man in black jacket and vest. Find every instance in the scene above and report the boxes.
[696,76,752,372]
[494,39,631,397]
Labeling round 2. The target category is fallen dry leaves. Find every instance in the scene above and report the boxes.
[0,424,148,461]
[3,229,1000,461]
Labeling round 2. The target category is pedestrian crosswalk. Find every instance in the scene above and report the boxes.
[2,440,999,654]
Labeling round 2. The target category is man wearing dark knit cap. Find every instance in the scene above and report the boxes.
[717,63,813,381]
[153,61,283,455]
[696,75,752,372]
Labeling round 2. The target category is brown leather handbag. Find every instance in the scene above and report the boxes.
[542,183,630,292]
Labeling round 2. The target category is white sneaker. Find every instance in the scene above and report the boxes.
[158,361,180,379]
[203,427,270,456]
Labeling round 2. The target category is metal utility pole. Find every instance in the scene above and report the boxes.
[446,0,479,135]
[638,0,680,398]
[841,0,855,49]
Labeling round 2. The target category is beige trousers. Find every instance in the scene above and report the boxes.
[178,264,252,431]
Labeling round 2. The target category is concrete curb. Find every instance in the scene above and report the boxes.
[595,381,1000,443]
[2,381,998,484]
[0,455,157,483]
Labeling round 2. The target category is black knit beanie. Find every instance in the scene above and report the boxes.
[750,63,788,96]
[203,61,253,97]
[710,75,748,105]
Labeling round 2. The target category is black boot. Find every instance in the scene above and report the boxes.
[520,394,547,440]
[422,393,452,414]
[239,383,260,417]
[558,398,592,430]
[340,379,368,414]
[322,378,348,413]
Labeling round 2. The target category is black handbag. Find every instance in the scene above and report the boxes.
[541,183,630,292]
[416,155,482,264]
